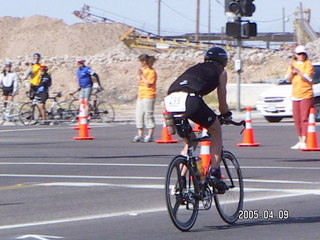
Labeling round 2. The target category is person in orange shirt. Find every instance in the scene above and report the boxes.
[286,45,314,149]
[132,54,157,143]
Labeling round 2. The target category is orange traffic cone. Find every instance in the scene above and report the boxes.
[301,107,320,151]
[200,128,211,175]
[73,100,90,130]
[156,121,179,143]
[193,123,202,132]
[73,105,95,140]
[237,107,260,147]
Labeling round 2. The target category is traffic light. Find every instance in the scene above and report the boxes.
[225,0,241,15]
[242,22,257,37]
[226,21,257,38]
[225,0,255,17]
[226,22,241,38]
[241,0,255,17]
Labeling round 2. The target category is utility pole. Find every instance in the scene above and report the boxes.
[208,0,211,33]
[157,0,161,36]
[195,0,200,41]
[282,7,285,32]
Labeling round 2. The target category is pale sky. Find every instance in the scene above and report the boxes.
[1,0,319,35]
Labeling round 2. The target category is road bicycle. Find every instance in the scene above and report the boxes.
[68,89,115,123]
[165,114,245,231]
[0,100,23,126]
[19,91,74,125]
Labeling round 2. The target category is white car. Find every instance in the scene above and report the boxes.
[256,63,320,122]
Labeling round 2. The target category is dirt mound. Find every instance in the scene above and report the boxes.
[0,15,129,58]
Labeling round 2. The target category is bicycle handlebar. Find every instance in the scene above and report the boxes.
[218,116,246,134]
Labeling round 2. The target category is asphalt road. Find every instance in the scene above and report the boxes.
[0,119,320,240]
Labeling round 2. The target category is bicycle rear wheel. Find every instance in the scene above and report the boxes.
[214,150,244,224]
[68,100,79,123]
[165,155,199,231]
[0,105,6,125]
[96,101,115,122]
[10,104,24,126]
[19,102,41,125]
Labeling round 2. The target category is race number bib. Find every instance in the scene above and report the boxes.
[164,92,188,112]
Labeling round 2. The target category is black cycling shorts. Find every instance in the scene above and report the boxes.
[2,86,14,96]
[185,94,217,129]
[38,91,49,104]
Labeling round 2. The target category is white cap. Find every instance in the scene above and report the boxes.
[295,45,307,54]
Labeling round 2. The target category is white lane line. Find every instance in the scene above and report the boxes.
[0,162,166,167]
[1,162,320,171]
[0,191,313,231]
[0,174,163,180]
[37,182,320,195]
[0,207,166,230]
[37,182,165,189]
[1,173,320,185]
[0,125,113,133]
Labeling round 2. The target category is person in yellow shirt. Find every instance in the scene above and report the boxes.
[25,53,45,100]
[132,54,157,143]
[286,46,314,149]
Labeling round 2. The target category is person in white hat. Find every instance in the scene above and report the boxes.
[285,45,314,149]
[0,61,19,107]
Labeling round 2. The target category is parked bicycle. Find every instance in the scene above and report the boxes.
[68,88,115,123]
[165,114,245,231]
[19,91,74,125]
[0,100,23,126]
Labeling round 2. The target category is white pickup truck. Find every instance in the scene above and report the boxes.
[256,62,320,122]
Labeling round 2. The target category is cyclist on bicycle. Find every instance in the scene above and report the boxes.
[76,59,102,114]
[165,47,232,191]
[0,61,19,106]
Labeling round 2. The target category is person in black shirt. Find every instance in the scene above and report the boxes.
[165,47,232,191]
[37,65,52,124]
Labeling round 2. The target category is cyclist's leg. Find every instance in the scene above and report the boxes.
[207,119,222,169]
[39,92,49,120]
[79,87,92,115]
[184,95,225,179]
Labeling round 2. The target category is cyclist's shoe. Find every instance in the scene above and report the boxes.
[132,135,143,143]
[208,177,229,194]
[143,136,153,143]
[208,169,229,194]
[40,120,50,125]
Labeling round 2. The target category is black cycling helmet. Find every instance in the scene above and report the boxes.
[204,47,228,67]
[33,53,41,58]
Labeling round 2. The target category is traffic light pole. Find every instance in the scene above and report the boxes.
[236,37,242,112]
[235,16,242,112]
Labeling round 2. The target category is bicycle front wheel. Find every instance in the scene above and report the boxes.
[19,102,41,125]
[96,101,115,122]
[165,155,199,231]
[214,150,244,224]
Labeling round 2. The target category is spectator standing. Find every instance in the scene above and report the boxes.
[37,65,52,124]
[25,53,44,99]
[76,59,101,113]
[286,45,314,149]
[0,62,19,106]
[132,54,157,143]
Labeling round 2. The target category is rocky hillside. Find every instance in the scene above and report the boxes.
[1,15,320,104]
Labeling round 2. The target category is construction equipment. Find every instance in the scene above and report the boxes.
[293,5,319,45]
[73,4,112,23]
